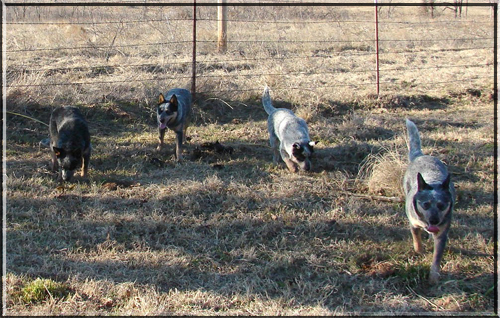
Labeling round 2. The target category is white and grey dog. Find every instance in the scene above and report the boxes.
[403,119,455,284]
[262,86,317,172]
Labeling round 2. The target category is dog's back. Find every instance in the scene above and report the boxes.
[262,86,309,140]
[50,106,90,149]
[164,88,192,128]
[50,106,91,181]
[262,86,316,172]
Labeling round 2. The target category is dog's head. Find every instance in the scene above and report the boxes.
[53,146,82,181]
[291,141,318,171]
[413,172,453,233]
[157,93,179,129]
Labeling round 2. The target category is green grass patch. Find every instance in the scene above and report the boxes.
[393,263,430,288]
[19,278,71,304]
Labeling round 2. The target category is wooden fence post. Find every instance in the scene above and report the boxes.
[218,0,227,53]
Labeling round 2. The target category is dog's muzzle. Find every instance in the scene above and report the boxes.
[158,113,176,130]
[159,120,167,130]
[425,225,440,233]
[61,169,74,181]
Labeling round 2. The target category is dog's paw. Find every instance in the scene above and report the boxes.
[413,244,424,254]
[288,166,299,173]
[429,268,441,284]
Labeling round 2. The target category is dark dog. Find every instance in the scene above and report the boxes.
[403,119,455,284]
[49,106,91,182]
[156,88,192,161]
[262,86,317,172]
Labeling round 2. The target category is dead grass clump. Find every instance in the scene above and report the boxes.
[358,145,407,197]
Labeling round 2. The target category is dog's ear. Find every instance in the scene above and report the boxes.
[53,147,64,157]
[308,141,318,153]
[158,93,166,105]
[441,174,451,190]
[292,143,303,155]
[169,94,179,112]
[417,173,432,191]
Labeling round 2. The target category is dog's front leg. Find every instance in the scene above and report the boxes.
[157,128,166,150]
[410,226,424,254]
[175,130,183,161]
[51,151,58,172]
[81,149,90,178]
[429,231,448,284]
[280,149,297,172]
[283,158,298,172]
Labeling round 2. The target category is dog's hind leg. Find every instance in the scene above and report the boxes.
[269,135,280,165]
[410,226,424,254]
[183,126,188,143]
[183,117,190,144]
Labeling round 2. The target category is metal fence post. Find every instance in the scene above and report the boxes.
[374,0,380,96]
[192,0,197,100]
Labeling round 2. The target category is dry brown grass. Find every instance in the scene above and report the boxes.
[4,4,496,316]
[358,144,407,198]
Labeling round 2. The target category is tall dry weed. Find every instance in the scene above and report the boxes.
[358,143,407,197]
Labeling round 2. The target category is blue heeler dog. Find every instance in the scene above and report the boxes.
[262,86,317,172]
[49,106,91,182]
[403,119,455,284]
[156,88,192,161]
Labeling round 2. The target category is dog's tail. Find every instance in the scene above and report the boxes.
[262,85,276,115]
[406,119,424,162]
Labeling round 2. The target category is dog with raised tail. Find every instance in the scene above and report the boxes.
[403,118,455,284]
[262,86,317,172]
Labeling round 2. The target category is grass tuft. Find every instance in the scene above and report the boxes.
[358,143,407,198]
[19,278,71,304]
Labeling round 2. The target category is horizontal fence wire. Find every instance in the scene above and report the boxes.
[5,45,494,73]
[3,41,493,54]
[4,8,495,97]
[4,18,494,25]
[196,76,493,95]
[31,74,482,92]
[8,62,490,77]
[6,65,491,88]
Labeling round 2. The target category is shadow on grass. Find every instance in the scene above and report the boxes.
[319,94,452,119]
[6,178,495,313]
[5,94,495,313]
[6,195,406,305]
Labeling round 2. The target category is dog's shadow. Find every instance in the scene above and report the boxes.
[312,142,384,174]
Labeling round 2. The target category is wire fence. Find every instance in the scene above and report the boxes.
[4,4,496,107]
